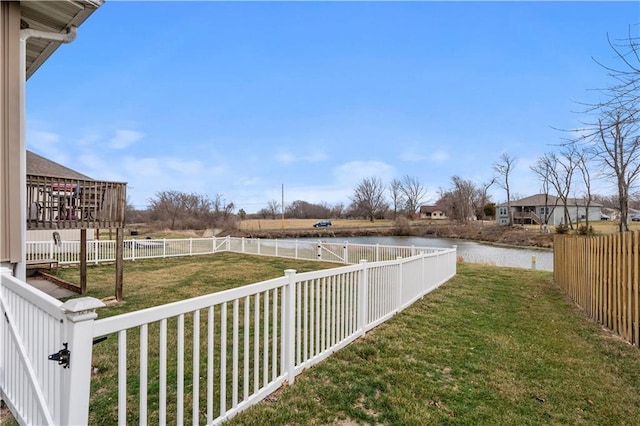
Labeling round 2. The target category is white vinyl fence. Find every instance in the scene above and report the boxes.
[26,236,446,266]
[4,238,456,425]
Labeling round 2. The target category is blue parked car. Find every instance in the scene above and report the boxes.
[313,220,332,228]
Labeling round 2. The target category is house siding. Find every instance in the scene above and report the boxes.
[1,2,22,263]
[496,195,604,226]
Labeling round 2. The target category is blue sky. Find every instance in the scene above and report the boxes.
[26,1,640,213]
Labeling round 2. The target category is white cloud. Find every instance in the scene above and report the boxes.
[275,150,296,165]
[76,132,102,148]
[333,160,395,186]
[28,130,63,157]
[237,176,262,186]
[275,148,328,165]
[400,149,450,163]
[108,129,144,150]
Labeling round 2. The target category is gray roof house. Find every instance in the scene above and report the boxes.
[27,150,93,180]
[496,194,604,226]
[419,205,448,220]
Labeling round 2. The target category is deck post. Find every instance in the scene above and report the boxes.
[115,227,124,301]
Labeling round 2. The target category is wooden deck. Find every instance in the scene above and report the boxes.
[26,175,126,230]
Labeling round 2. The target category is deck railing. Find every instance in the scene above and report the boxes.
[26,174,126,230]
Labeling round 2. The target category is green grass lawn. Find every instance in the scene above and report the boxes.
[226,263,640,425]
[51,255,640,425]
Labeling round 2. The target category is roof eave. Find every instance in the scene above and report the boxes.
[21,0,104,80]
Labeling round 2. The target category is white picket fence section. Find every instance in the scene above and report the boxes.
[4,238,457,425]
[25,236,446,266]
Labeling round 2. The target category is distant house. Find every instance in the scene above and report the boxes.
[419,205,448,220]
[496,194,604,226]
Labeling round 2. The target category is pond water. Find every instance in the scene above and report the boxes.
[300,236,554,271]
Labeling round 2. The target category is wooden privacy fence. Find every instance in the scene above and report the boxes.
[554,231,640,346]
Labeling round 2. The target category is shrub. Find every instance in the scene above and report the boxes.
[392,217,413,236]
[555,223,570,234]
[577,225,595,235]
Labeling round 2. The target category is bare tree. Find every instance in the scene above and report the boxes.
[388,178,405,220]
[212,194,235,225]
[591,112,640,231]
[399,175,427,217]
[331,202,345,219]
[493,153,517,226]
[350,177,388,222]
[535,150,579,229]
[266,199,280,220]
[450,176,477,223]
[148,190,217,229]
[591,30,640,120]
[530,155,558,228]
[476,178,496,221]
[575,149,595,229]
[573,31,640,232]
[285,200,331,219]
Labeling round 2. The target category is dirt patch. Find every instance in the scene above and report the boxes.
[418,223,554,249]
[1,400,14,424]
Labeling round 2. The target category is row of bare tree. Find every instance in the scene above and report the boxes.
[492,32,640,233]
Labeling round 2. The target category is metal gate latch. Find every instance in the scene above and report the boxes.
[48,343,70,368]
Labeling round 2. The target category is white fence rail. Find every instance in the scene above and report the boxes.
[26,236,448,266]
[90,250,456,425]
[6,238,456,425]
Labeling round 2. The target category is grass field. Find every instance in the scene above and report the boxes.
[48,255,640,425]
[238,218,397,231]
[227,263,640,425]
[236,217,640,234]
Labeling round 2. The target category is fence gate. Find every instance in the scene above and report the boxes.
[1,271,68,425]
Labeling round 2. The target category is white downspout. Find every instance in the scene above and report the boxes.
[16,27,77,280]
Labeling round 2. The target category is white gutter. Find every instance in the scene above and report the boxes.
[15,27,77,281]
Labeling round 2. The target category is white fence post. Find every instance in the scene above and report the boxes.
[212,236,216,254]
[284,269,297,385]
[358,260,368,335]
[396,257,403,311]
[189,238,193,256]
[375,244,380,262]
[163,239,167,258]
[317,242,322,261]
[343,243,348,265]
[421,253,426,296]
[60,297,106,425]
